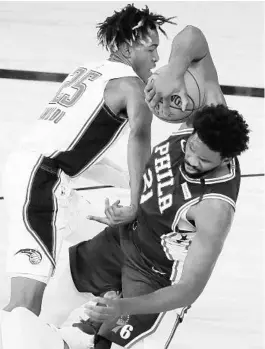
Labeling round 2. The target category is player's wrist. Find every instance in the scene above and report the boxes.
[119,298,134,316]
[129,203,138,217]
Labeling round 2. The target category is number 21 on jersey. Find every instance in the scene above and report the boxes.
[140,168,153,204]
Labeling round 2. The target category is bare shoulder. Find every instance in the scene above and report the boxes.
[189,198,234,231]
[197,198,234,214]
[119,76,146,97]
[107,76,145,94]
[104,76,148,119]
[104,76,146,115]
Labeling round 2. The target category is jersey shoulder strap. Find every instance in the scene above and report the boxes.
[83,60,139,82]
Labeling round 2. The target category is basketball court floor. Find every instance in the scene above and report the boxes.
[0,2,264,348]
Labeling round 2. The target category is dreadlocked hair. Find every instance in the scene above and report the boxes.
[193,104,250,158]
[97,3,176,51]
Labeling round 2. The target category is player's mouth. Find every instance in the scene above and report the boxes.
[184,162,199,174]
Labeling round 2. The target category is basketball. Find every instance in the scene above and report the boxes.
[152,67,204,123]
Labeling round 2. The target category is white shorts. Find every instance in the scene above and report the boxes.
[2,149,115,284]
[40,241,94,327]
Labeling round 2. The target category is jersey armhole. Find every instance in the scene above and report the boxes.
[103,103,127,123]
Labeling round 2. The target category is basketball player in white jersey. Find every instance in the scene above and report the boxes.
[1,4,176,317]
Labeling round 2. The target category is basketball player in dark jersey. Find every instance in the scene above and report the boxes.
[68,104,249,348]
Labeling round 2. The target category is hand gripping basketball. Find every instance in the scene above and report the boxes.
[145,66,203,123]
[144,66,189,118]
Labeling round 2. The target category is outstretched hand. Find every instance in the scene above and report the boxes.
[85,296,123,323]
[87,198,137,227]
[144,65,189,117]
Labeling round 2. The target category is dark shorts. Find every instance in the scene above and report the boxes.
[69,226,123,296]
[69,225,186,347]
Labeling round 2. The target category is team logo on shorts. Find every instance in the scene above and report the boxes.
[15,249,42,265]
[111,315,130,333]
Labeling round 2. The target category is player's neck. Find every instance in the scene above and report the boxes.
[184,162,230,180]
[206,162,230,179]
[109,52,133,69]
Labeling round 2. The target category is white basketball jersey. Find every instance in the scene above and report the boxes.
[20,61,137,157]
[17,61,139,177]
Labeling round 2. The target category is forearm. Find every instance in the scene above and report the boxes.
[120,281,201,315]
[168,25,209,77]
[127,131,151,208]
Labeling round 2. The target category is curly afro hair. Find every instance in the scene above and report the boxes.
[192,104,250,158]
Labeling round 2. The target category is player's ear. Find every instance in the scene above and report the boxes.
[120,42,132,58]
[221,157,232,166]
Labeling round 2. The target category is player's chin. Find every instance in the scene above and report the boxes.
[148,67,156,77]
[142,70,153,83]
[150,65,156,73]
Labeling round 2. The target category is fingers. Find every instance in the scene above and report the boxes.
[179,91,189,112]
[105,198,120,212]
[87,198,124,226]
[105,197,110,210]
[113,199,121,207]
[148,92,162,111]
[144,83,153,96]
[104,198,115,221]
[144,78,156,104]
[103,290,121,299]
[85,306,109,322]
[161,96,172,118]
[105,199,121,218]
[144,75,155,94]
[87,215,109,225]
[85,297,116,322]
[145,89,156,104]
[105,206,117,222]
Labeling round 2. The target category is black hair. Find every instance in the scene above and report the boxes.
[192,104,250,158]
[97,3,176,51]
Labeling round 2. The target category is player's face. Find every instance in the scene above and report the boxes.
[184,133,226,178]
[130,29,160,82]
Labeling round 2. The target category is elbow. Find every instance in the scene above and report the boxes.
[173,25,209,62]
[129,128,150,142]
[186,25,204,36]
[177,278,207,306]
[184,289,202,306]
[173,25,203,41]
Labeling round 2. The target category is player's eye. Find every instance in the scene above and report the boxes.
[200,158,210,164]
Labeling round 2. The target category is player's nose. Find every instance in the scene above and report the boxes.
[154,50,159,62]
[186,155,199,168]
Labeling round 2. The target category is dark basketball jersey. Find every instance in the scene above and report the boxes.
[132,128,241,284]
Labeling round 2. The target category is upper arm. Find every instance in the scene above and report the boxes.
[179,199,234,292]
[169,25,209,63]
[121,78,153,135]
